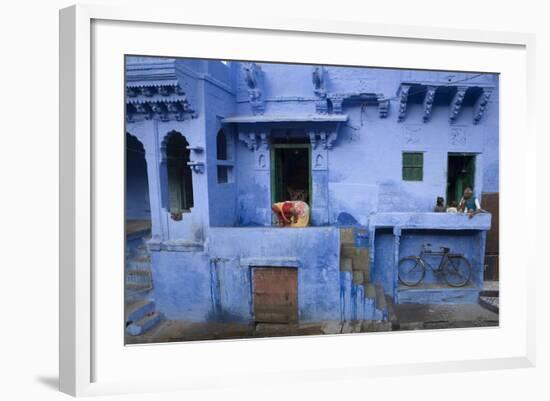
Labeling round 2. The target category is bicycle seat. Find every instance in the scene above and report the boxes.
[440,247,450,253]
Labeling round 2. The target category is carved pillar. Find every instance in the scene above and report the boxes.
[309,130,329,226]
[422,86,437,123]
[473,88,492,124]
[397,85,411,122]
[449,86,468,124]
[255,132,270,171]
[237,129,272,225]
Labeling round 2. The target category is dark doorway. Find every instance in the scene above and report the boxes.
[126,133,151,222]
[164,132,194,214]
[252,267,298,324]
[271,144,311,204]
[447,154,476,205]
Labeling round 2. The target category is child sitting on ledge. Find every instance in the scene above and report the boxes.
[446,200,459,213]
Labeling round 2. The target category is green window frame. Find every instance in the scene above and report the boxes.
[402,152,424,181]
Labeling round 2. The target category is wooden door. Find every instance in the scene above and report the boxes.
[253,267,298,324]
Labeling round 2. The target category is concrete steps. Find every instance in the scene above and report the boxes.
[126,311,163,336]
[339,228,391,332]
[126,299,155,323]
[340,257,352,272]
[478,289,499,313]
[125,235,160,336]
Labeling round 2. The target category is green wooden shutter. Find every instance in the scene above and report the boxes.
[402,152,423,181]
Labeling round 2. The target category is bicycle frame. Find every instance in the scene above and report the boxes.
[417,247,448,273]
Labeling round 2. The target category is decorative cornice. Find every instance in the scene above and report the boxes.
[126,97,197,122]
[422,86,437,123]
[473,88,492,125]
[126,59,197,122]
[397,84,411,122]
[449,86,468,124]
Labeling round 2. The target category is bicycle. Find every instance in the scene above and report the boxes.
[397,243,472,287]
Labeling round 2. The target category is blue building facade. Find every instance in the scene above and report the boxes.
[125,56,497,332]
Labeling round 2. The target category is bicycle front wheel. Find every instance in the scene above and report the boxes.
[444,256,472,287]
[398,257,425,286]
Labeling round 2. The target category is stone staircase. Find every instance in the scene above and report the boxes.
[339,228,394,332]
[125,240,162,336]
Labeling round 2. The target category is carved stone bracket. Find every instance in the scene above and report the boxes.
[377,95,390,118]
[238,132,270,151]
[473,88,492,124]
[243,63,265,115]
[308,130,329,170]
[422,86,437,122]
[449,86,468,124]
[238,132,271,170]
[397,85,411,122]
[312,66,328,114]
[309,130,337,150]
[329,95,345,114]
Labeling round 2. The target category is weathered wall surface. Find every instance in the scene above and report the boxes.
[231,63,498,226]
[150,227,340,322]
[126,57,499,321]
[207,227,341,322]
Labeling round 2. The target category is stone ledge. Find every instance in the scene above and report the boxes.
[239,257,301,268]
[147,239,204,252]
[369,212,491,231]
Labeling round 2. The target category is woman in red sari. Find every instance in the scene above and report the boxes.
[271,201,310,227]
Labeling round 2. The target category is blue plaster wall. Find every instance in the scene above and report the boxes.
[207,227,341,322]
[149,227,340,322]
[127,57,499,322]
[231,64,499,225]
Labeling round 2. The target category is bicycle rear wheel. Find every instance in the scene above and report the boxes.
[398,257,425,286]
[444,256,471,287]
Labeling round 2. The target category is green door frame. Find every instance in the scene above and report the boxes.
[270,143,312,206]
[447,153,476,205]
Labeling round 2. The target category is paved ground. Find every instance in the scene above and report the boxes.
[126,301,498,344]
[392,303,498,330]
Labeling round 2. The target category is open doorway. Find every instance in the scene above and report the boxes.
[271,143,311,205]
[126,133,151,227]
[447,154,476,205]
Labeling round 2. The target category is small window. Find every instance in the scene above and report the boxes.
[216,129,234,184]
[217,165,229,184]
[402,152,423,181]
[216,130,228,161]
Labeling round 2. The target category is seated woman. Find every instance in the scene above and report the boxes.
[271,201,310,227]
[458,187,485,218]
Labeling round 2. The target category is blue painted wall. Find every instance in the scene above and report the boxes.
[126,57,498,323]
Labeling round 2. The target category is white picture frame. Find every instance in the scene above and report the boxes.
[59,4,536,397]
